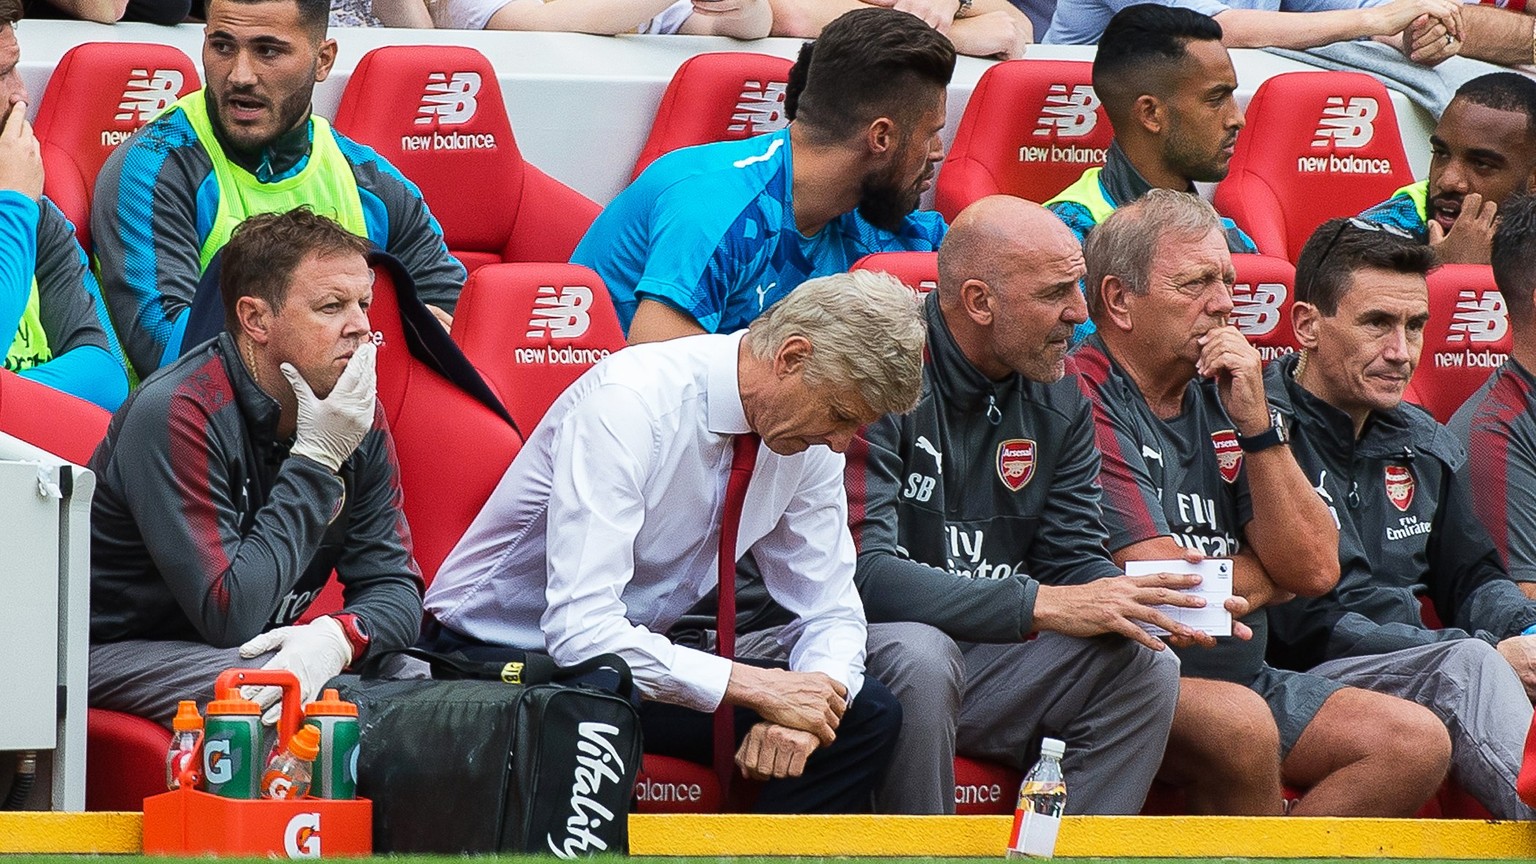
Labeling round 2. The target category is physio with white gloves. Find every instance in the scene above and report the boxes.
[86,210,426,730]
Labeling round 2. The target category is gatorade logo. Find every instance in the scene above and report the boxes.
[526,285,594,339]
[264,768,296,799]
[727,80,788,135]
[1312,97,1377,149]
[348,745,360,785]
[1034,84,1099,139]
[203,739,234,785]
[415,71,481,126]
[283,812,322,859]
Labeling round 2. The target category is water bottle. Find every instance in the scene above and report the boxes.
[1007,737,1067,859]
[303,688,360,799]
[202,693,263,799]
[164,701,203,790]
[261,724,321,800]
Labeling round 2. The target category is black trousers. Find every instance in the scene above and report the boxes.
[422,619,901,814]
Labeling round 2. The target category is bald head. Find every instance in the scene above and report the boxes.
[936,196,1087,382]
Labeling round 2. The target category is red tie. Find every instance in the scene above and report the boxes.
[714,432,759,797]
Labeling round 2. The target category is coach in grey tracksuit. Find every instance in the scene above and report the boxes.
[733,197,1207,814]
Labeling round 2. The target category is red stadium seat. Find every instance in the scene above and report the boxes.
[633,754,723,813]
[1404,264,1506,424]
[954,756,1021,815]
[33,42,199,252]
[452,263,625,434]
[0,369,109,465]
[1215,71,1415,262]
[86,709,173,811]
[851,251,938,302]
[934,60,1109,220]
[631,52,794,180]
[1230,254,1299,363]
[334,46,600,275]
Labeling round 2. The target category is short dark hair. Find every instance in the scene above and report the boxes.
[0,0,22,24]
[1092,5,1222,114]
[221,208,371,331]
[213,0,328,38]
[1452,72,1536,139]
[1294,218,1437,316]
[791,8,956,143]
[1493,194,1536,327]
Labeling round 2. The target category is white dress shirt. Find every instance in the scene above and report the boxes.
[424,332,868,712]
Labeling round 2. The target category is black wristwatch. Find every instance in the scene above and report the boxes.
[1237,408,1290,453]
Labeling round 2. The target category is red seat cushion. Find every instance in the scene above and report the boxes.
[1230,254,1299,362]
[851,251,938,303]
[453,263,625,434]
[935,60,1109,220]
[33,42,199,252]
[1405,264,1506,423]
[1215,72,1414,262]
[953,756,1020,815]
[86,709,172,811]
[633,754,723,813]
[334,46,599,268]
[631,52,794,180]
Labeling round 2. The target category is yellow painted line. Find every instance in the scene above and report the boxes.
[0,811,140,854]
[630,815,1536,859]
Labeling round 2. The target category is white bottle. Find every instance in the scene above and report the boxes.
[1006,737,1067,859]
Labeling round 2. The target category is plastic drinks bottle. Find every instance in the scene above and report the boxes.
[303,688,360,799]
[202,694,262,799]
[164,701,203,790]
[1007,737,1067,859]
[262,724,321,800]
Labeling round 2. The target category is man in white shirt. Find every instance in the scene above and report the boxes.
[423,270,924,812]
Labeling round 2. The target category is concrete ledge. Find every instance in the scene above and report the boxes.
[0,811,141,854]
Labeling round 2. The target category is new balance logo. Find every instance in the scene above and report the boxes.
[726,81,788,135]
[1231,282,1287,337]
[1033,84,1099,139]
[527,285,594,339]
[1447,290,1508,343]
[114,70,183,123]
[415,72,481,126]
[1312,97,1377,149]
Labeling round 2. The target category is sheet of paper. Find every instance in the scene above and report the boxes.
[1124,558,1233,637]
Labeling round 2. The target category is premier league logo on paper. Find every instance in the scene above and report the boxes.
[996,439,1036,492]
[1385,464,1415,512]
[1211,430,1242,484]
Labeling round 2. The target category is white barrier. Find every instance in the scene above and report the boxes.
[14,21,1435,205]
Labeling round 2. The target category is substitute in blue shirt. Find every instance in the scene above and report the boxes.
[572,7,954,344]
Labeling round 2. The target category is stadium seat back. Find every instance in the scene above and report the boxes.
[0,368,110,465]
[1406,264,1507,423]
[851,251,938,302]
[631,52,794,180]
[1231,254,1299,362]
[33,42,200,252]
[454,263,625,433]
[86,708,172,811]
[953,756,1021,816]
[1214,71,1414,262]
[934,60,1108,219]
[633,754,723,813]
[368,263,522,583]
[334,46,599,271]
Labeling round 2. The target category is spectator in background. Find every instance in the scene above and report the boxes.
[92,0,464,379]
[770,0,1031,59]
[1267,216,1536,819]
[0,4,127,411]
[1452,195,1536,600]
[574,8,953,344]
[433,0,769,36]
[1360,73,1536,265]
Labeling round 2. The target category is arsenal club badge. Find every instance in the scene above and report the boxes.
[997,439,1037,492]
[1211,429,1242,484]
[1385,464,1415,512]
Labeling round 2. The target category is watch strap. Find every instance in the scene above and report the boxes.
[1237,427,1285,453]
[331,612,372,664]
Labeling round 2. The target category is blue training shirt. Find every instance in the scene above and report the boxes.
[573,129,948,335]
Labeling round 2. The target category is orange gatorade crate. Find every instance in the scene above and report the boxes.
[142,669,372,858]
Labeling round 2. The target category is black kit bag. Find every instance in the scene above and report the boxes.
[334,649,642,856]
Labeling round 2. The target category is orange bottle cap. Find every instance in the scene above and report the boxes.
[171,700,204,731]
[287,724,321,760]
[304,688,358,717]
[205,694,261,716]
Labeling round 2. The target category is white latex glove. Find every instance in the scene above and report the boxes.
[238,615,354,725]
[281,340,377,473]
